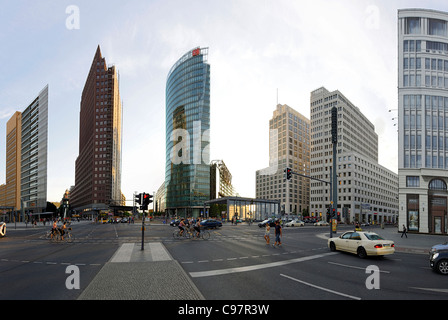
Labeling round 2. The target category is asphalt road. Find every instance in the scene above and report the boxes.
[167,224,447,300]
[0,221,447,300]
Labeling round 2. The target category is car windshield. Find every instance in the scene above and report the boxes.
[364,233,384,241]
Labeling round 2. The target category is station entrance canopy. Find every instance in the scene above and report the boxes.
[204,197,280,222]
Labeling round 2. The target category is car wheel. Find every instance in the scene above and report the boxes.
[329,242,336,252]
[436,260,448,275]
[357,247,367,259]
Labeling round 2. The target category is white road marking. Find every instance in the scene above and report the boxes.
[189,252,337,278]
[410,287,448,294]
[280,274,361,300]
[110,243,134,262]
[148,242,172,261]
[328,261,390,273]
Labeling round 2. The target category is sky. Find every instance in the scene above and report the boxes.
[0,0,447,204]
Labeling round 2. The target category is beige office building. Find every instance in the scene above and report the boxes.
[310,87,398,224]
[0,85,48,217]
[256,104,311,216]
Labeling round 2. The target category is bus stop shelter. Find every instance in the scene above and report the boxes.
[204,197,280,222]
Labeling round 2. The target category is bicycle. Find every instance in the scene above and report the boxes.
[187,227,211,240]
[45,229,60,242]
[46,228,75,243]
[64,227,75,243]
[173,228,190,239]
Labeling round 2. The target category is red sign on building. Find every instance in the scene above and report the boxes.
[192,48,200,56]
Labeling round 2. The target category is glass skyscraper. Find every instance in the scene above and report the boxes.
[398,9,448,234]
[165,47,211,217]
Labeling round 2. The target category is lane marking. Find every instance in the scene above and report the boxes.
[328,261,390,274]
[410,287,448,294]
[189,252,337,278]
[280,273,361,300]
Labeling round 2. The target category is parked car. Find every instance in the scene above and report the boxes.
[285,219,305,227]
[429,242,448,275]
[328,231,395,258]
[258,218,276,228]
[200,219,222,229]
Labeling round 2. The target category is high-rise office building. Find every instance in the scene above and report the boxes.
[21,86,49,213]
[71,46,122,213]
[310,87,398,224]
[398,9,448,234]
[0,85,48,216]
[255,104,311,216]
[165,47,210,217]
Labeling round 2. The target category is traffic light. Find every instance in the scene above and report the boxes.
[331,208,336,219]
[331,106,338,144]
[285,167,292,180]
[141,193,153,211]
[135,193,142,207]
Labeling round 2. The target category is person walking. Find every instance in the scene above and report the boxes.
[401,224,408,238]
[264,222,270,245]
[273,220,282,247]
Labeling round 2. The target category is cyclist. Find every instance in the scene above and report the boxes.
[51,220,58,239]
[59,221,67,241]
[178,218,186,236]
[193,218,201,238]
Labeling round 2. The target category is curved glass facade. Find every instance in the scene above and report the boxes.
[165,47,210,216]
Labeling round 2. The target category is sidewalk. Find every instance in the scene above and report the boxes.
[78,242,204,300]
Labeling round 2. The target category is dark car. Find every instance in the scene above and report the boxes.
[258,218,276,228]
[170,219,180,227]
[200,219,222,229]
[430,242,448,275]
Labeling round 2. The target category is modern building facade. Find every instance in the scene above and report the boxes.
[165,47,211,217]
[310,87,398,224]
[71,46,122,214]
[0,85,48,217]
[398,9,448,234]
[0,112,22,212]
[255,104,311,216]
[210,160,236,200]
[21,85,49,213]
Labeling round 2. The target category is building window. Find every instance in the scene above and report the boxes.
[406,176,420,187]
[405,17,421,34]
[407,194,419,231]
[429,179,447,191]
[428,18,447,37]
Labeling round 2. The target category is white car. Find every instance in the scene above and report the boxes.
[0,222,5,237]
[285,219,305,227]
[314,221,329,226]
[328,231,395,258]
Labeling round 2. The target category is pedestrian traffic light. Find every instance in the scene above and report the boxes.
[285,167,292,180]
[135,193,142,206]
[331,208,336,218]
[141,193,153,211]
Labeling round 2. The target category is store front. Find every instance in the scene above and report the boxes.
[428,179,448,234]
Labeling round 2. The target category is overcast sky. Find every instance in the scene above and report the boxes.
[1,0,447,203]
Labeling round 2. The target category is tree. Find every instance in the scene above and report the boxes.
[46,202,58,214]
